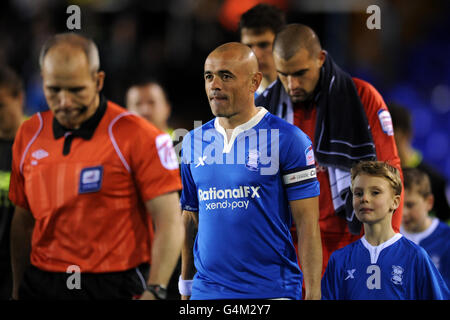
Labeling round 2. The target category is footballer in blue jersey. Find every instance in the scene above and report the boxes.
[401,220,450,289]
[400,167,450,289]
[180,107,320,299]
[322,234,449,300]
[322,161,449,300]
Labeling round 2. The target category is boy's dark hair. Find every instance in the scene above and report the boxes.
[0,65,23,98]
[403,167,432,198]
[239,4,286,35]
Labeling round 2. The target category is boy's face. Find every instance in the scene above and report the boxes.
[402,187,434,233]
[352,174,400,226]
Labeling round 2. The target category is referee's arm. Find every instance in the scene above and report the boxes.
[10,205,34,300]
[290,196,322,300]
[142,191,184,300]
[180,209,198,300]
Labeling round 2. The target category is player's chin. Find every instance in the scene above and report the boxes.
[210,104,230,117]
[290,95,306,103]
[355,212,370,223]
[56,113,83,129]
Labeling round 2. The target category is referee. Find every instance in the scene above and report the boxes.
[8,33,184,300]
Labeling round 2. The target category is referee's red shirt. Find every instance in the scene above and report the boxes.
[9,101,181,273]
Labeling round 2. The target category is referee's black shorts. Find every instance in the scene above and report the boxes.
[19,263,150,300]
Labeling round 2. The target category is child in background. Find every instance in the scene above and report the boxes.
[400,167,450,289]
[321,161,449,299]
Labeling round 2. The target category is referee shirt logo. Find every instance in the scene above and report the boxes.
[79,166,103,194]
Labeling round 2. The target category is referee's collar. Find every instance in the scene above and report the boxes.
[53,95,107,140]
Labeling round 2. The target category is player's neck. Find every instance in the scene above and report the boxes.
[260,74,275,91]
[218,105,259,138]
[363,219,397,246]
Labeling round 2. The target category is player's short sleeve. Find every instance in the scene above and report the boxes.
[117,116,181,202]
[321,253,341,300]
[8,119,35,211]
[179,132,199,212]
[354,78,403,232]
[280,127,320,201]
[416,247,450,300]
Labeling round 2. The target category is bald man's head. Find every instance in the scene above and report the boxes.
[39,33,100,74]
[40,33,105,130]
[273,24,322,61]
[272,24,325,103]
[207,42,259,74]
[204,42,262,120]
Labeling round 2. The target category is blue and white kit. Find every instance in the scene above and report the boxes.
[321,234,449,300]
[401,218,450,289]
[180,108,320,299]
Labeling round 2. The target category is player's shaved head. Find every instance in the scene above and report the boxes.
[207,42,259,74]
[273,24,322,61]
[204,42,262,124]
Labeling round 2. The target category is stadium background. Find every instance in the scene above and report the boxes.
[1,0,449,188]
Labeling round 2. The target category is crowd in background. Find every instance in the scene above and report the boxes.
[1,0,449,189]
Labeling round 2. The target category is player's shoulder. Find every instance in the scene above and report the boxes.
[435,221,450,238]
[352,77,385,110]
[262,110,312,144]
[105,101,162,139]
[184,118,215,139]
[352,77,382,98]
[399,236,430,260]
[17,110,51,140]
[192,118,215,134]
[330,240,361,263]
[181,118,215,153]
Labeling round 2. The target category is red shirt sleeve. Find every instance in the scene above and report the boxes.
[353,78,403,232]
[8,116,42,211]
[113,115,182,203]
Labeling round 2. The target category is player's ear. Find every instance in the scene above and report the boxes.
[391,194,401,212]
[96,71,105,92]
[425,194,434,212]
[251,72,263,93]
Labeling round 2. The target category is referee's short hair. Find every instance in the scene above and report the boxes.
[39,33,100,74]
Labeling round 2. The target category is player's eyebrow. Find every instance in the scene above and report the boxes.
[277,69,308,77]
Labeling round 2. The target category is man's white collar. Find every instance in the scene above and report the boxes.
[361,233,403,264]
[214,107,268,153]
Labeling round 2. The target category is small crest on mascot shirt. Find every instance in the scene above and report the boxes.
[391,265,404,285]
[377,109,394,136]
[305,145,315,165]
[79,166,103,194]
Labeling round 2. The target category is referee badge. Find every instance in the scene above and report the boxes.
[79,166,103,194]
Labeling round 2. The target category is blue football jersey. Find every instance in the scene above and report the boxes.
[180,108,320,300]
[322,234,449,300]
[401,219,450,289]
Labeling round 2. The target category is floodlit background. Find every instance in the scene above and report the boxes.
[1,0,449,183]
